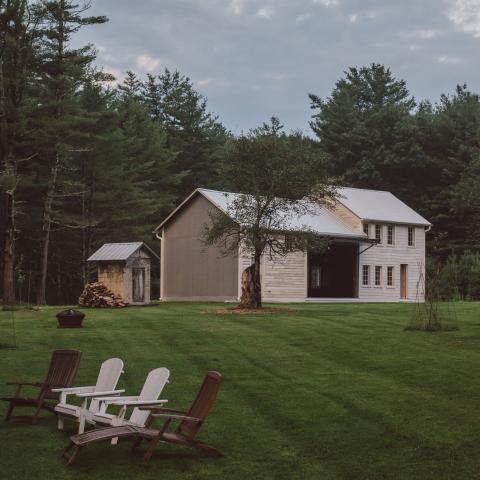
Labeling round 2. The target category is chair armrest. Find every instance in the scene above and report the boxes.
[139,407,187,414]
[103,399,168,407]
[6,381,40,387]
[93,395,138,403]
[51,386,95,393]
[76,389,125,398]
[151,413,201,422]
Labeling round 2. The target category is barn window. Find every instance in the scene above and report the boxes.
[363,223,369,236]
[284,234,294,252]
[375,225,382,243]
[362,265,370,286]
[387,225,394,245]
[387,266,394,286]
[310,265,322,288]
[375,266,382,286]
[408,227,415,246]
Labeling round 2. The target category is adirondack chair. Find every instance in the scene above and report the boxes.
[62,371,223,465]
[53,357,125,433]
[90,367,170,442]
[1,349,82,424]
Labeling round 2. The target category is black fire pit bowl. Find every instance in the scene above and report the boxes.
[56,309,85,328]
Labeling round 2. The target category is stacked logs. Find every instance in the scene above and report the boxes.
[78,282,128,308]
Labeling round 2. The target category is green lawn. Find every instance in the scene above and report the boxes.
[0,302,479,480]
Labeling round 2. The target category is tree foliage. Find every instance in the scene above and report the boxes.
[203,118,334,308]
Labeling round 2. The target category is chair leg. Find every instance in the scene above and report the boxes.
[4,402,14,422]
[143,438,160,461]
[78,414,86,434]
[194,442,224,458]
[131,436,143,452]
[31,403,43,424]
[58,417,64,430]
[63,442,81,466]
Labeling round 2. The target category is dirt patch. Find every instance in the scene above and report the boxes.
[208,306,296,315]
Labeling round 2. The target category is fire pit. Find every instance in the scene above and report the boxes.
[56,309,85,328]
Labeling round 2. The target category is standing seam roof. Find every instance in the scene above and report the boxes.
[88,242,146,261]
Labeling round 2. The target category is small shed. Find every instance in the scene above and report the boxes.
[87,242,159,305]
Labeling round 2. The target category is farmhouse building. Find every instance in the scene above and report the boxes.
[154,188,431,303]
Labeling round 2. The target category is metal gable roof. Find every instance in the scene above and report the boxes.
[336,187,432,226]
[87,242,159,262]
[198,188,366,239]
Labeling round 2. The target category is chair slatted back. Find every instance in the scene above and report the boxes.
[89,358,124,413]
[129,367,170,426]
[43,350,82,400]
[177,371,223,440]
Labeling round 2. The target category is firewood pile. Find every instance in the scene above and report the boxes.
[78,282,128,308]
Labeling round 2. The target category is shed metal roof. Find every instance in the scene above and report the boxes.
[336,187,431,226]
[198,188,366,239]
[87,242,158,262]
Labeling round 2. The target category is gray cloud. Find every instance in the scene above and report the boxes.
[75,0,480,133]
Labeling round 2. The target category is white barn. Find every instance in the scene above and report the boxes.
[154,187,431,303]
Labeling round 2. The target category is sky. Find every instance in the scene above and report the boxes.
[75,0,480,134]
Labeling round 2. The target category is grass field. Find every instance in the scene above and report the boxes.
[0,302,479,480]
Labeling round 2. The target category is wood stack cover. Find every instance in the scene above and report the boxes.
[78,282,128,308]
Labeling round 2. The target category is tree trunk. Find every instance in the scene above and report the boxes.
[239,255,262,309]
[37,4,65,305]
[2,188,15,304]
[36,155,59,305]
[0,45,16,305]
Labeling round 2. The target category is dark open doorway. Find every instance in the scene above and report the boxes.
[307,243,358,298]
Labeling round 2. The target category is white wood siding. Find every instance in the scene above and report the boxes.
[237,248,307,302]
[331,201,363,231]
[262,251,307,302]
[358,225,426,301]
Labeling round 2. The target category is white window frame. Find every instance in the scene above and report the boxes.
[363,223,369,237]
[387,225,395,246]
[375,224,382,244]
[284,234,294,252]
[362,265,370,286]
[408,227,415,247]
[386,266,394,287]
[374,266,382,287]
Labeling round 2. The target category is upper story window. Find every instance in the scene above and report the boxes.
[375,224,382,244]
[362,265,370,286]
[387,266,394,286]
[285,234,294,252]
[387,225,394,245]
[408,227,415,247]
[375,266,382,286]
[363,223,369,236]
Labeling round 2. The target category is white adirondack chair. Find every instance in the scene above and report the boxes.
[91,367,169,443]
[53,357,124,433]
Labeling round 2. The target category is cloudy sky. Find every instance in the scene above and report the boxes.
[76,0,480,133]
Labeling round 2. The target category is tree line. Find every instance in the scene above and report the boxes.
[0,1,479,305]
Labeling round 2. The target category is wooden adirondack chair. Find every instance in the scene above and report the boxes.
[62,371,223,465]
[53,357,125,433]
[1,349,82,424]
[90,367,170,441]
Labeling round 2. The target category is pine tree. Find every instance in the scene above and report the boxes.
[32,0,107,304]
[309,64,427,204]
[139,69,229,197]
[0,0,41,304]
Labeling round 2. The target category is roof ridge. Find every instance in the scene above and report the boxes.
[338,186,390,194]
[103,242,142,245]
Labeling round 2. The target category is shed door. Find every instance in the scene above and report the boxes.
[132,268,145,303]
